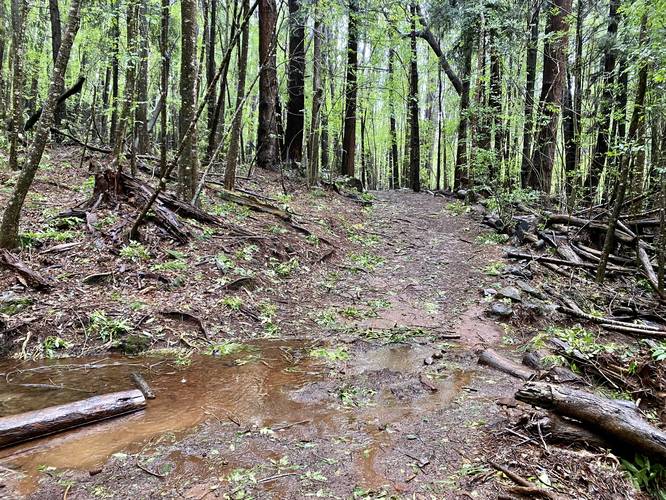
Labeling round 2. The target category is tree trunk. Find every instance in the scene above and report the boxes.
[520,3,539,188]
[284,0,305,165]
[340,0,359,177]
[488,30,502,180]
[110,0,120,143]
[388,49,400,189]
[454,30,473,189]
[224,0,250,190]
[529,0,571,193]
[408,2,421,192]
[516,382,666,461]
[134,0,149,155]
[0,0,82,249]
[257,0,278,170]
[205,0,217,152]
[48,0,63,130]
[306,0,323,185]
[8,0,28,171]
[588,0,620,194]
[159,0,170,175]
[0,390,146,448]
[178,0,200,200]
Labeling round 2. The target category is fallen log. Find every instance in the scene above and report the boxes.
[515,382,666,461]
[0,250,52,290]
[131,373,155,399]
[0,389,146,448]
[478,349,534,380]
[507,251,632,273]
[528,414,608,449]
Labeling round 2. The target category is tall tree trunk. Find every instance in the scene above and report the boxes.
[8,0,28,171]
[306,0,323,185]
[134,0,149,154]
[0,0,7,120]
[454,30,473,189]
[588,0,620,195]
[178,0,200,199]
[488,30,502,180]
[159,0,170,175]
[596,15,647,283]
[388,49,400,189]
[571,0,584,191]
[529,0,572,193]
[48,0,63,130]
[284,0,305,165]
[257,0,278,170]
[112,0,140,161]
[340,0,359,177]
[436,64,443,190]
[408,2,421,193]
[520,3,539,188]
[205,0,217,160]
[0,0,82,249]
[224,0,250,190]
[110,0,120,143]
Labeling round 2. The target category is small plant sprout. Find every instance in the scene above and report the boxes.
[222,296,244,311]
[88,311,132,342]
[120,241,151,262]
[310,346,349,361]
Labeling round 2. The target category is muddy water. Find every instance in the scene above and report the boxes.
[0,342,471,495]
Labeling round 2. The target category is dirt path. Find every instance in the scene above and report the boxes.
[0,190,634,499]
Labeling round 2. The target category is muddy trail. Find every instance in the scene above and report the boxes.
[0,191,634,499]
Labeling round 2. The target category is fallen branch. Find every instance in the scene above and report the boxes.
[515,382,666,461]
[0,250,52,289]
[478,349,534,380]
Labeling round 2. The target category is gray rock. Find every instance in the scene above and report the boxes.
[515,280,538,296]
[497,286,522,302]
[490,301,513,317]
[483,288,497,297]
[503,265,533,279]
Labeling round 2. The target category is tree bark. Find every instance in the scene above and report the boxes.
[454,30,473,189]
[516,382,666,461]
[408,2,420,192]
[529,0,572,193]
[178,0,200,200]
[224,0,250,190]
[257,0,278,170]
[341,0,359,177]
[284,0,305,165]
[134,0,149,155]
[159,0,170,175]
[520,3,539,188]
[588,0,620,194]
[8,0,28,171]
[388,49,400,189]
[0,0,82,249]
[306,0,323,185]
[48,0,63,129]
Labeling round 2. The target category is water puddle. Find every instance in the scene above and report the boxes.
[0,341,473,495]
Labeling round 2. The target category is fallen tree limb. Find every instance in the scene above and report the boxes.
[515,382,666,461]
[507,251,631,273]
[528,414,608,448]
[0,389,146,448]
[478,349,534,380]
[0,250,52,289]
[130,373,155,399]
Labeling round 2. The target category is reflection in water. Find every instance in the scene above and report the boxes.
[0,341,471,495]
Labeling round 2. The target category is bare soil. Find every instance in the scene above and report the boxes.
[0,151,641,498]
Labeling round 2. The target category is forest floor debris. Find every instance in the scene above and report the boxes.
[0,151,654,498]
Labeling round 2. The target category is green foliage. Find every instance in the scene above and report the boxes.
[621,454,666,499]
[236,244,259,262]
[43,336,70,358]
[151,259,187,272]
[222,296,244,311]
[338,385,375,407]
[483,261,505,276]
[444,201,469,215]
[651,342,666,362]
[348,251,384,271]
[207,341,246,356]
[120,242,151,262]
[310,346,349,362]
[88,310,132,342]
[475,232,509,245]
[270,257,300,277]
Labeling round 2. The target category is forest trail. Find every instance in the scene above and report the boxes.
[0,188,635,498]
